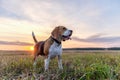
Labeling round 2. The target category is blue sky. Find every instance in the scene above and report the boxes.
[0,0,120,50]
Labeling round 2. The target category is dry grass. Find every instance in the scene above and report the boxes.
[0,50,120,80]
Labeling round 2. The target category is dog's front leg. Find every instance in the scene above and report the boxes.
[44,57,50,71]
[58,55,63,70]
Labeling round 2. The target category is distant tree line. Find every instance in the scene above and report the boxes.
[63,47,120,50]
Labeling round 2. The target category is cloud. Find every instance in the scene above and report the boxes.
[0,40,33,46]
[72,34,120,43]
[0,0,103,25]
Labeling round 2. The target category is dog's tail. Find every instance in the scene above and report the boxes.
[32,31,38,43]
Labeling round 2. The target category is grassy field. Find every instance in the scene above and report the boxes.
[0,50,120,80]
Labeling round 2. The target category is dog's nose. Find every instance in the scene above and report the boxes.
[69,30,73,33]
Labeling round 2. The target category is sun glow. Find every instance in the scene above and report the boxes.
[30,46,34,51]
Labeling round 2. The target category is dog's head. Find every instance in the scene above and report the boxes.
[51,26,73,41]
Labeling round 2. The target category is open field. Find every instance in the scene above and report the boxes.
[0,50,120,80]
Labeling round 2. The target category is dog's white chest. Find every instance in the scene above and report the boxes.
[49,42,62,58]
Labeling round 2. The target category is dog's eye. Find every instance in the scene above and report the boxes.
[63,27,66,30]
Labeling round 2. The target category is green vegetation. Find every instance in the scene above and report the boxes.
[0,51,120,80]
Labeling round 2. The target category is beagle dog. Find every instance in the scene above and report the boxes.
[32,26,72,71]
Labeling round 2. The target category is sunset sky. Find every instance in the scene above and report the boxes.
[0,0,120,50]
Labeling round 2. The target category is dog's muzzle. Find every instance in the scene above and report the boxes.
[62,30,73,41]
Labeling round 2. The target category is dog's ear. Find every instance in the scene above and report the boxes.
[51,27,60,40]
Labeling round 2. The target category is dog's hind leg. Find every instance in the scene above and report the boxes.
[33,54,39,78]
[33,55,37,66]
[33,45,39,66]
[33,53,39,67]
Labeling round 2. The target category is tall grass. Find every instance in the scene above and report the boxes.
[0,51,120,80]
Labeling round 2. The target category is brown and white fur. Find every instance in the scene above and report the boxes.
[32,26,72,71]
